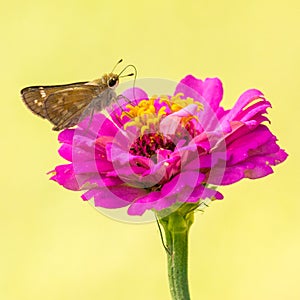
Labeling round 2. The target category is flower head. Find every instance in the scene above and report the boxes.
[50,75,287,217]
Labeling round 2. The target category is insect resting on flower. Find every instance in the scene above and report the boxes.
[21,59,136,131]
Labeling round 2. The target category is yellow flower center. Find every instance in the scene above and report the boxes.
[122,93,203,135]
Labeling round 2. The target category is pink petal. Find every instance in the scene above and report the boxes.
[226,125,276,165]
[82,185,147,208]
[175,75,224,113]
[58,129,74,144]
[237,100,271,123]
[122,87,148,102]
[222,89,264,122]
[58,144,72,161]
[49,164,80,190]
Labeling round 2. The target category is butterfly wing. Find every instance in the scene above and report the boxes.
[44,85,100,131]
[21,82,88,118]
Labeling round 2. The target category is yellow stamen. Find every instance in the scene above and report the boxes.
[160,93,204,112]
[122,93,204,134]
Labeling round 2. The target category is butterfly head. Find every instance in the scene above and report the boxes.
[101,73,119,89]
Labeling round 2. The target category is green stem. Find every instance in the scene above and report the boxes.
[158,208,194,300]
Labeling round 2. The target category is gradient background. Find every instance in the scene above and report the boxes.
[1,1,299,299]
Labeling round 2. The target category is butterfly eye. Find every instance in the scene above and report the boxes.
[108,78,118,88]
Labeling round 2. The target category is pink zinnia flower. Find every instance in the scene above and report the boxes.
[49,75,287,216]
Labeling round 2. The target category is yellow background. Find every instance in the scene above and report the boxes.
[1,0,299,299]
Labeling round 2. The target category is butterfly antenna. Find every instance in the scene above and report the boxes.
[111,59,123,73]
[118,64,137,78]
[118,64,138,104]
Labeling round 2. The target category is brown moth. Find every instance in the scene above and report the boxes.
[21,60,134,131]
